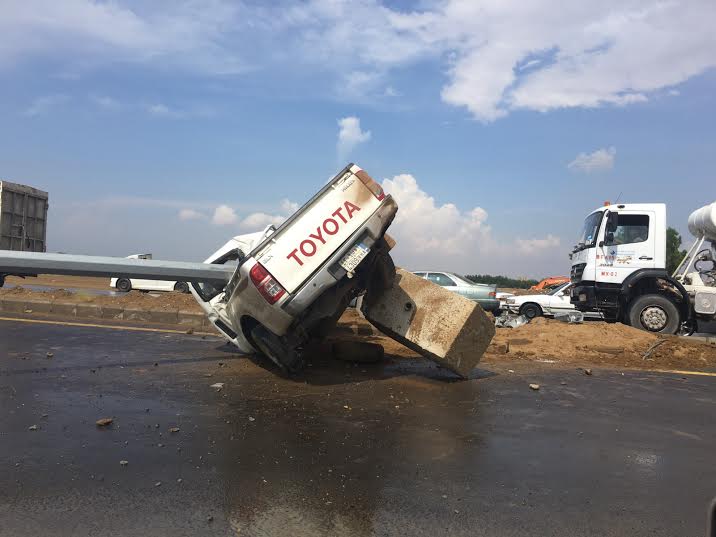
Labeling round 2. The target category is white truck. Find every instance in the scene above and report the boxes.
[0,180,49,287]
[110,254,191,293]
[570,201,716,334]
[190,164,398,372]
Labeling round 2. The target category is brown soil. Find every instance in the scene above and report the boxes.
[0,286,201,311]
[336,309,716,372]
[5,274,112,290]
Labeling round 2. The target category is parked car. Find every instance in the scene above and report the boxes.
[504,282,602,320]
[412,271,500,313]
[110,254,190,293]
[495,291,515,314]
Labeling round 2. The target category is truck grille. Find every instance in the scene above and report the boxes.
[571,263,586,283]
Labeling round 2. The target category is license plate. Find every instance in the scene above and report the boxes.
[339,242,370,273]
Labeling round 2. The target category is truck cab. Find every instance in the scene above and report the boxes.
[570,203,692,333]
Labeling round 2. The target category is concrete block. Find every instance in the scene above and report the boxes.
[100,305,124,320]
[177,310,206,328]
[51,301,77,318]
[75,303,102,319]
[122,307,152,322]
[0,297,27,313]
[362,269,495,378]
[149,310,179,325]
[22,299,54,315]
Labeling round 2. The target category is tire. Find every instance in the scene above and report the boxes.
[116,278,132,293]
[250,323,304,374]
[174,281,190,294]
[520,303,543,319]
[628,294,680,334]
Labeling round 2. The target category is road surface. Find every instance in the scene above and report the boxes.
[1,318,714,536]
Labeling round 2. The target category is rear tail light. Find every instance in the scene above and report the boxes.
[249,263,286,304]
[355,170,385,201]
[489,291,496,298]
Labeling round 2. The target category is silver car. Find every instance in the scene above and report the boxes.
[412,271,499,313]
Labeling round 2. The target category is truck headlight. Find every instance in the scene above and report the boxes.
[506,298,515,304]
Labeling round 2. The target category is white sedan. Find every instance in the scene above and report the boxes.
[110,254,190,293]
[504,282,602,320]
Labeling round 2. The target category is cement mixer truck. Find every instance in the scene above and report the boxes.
[570,201,716,334]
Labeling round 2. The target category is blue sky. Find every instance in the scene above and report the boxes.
[1,0,714,278]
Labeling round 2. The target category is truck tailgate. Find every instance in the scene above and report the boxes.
[255,165,383,293]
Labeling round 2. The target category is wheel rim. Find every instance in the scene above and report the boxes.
[640,305,668,331]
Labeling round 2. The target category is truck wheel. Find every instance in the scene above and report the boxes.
[250,323,304,374]
[116,278,132,292]
[519,303,542,319]
[628,294,680,334]
[174,281,190,294]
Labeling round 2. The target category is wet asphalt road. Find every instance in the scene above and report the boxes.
[1,319,715,537]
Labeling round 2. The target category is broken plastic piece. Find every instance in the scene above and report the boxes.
[494,314,530,328]
[554,311,584,324]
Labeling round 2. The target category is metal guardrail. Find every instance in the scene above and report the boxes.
[0,251,234,284]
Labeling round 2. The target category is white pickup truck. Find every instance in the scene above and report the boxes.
[191,164,398,372]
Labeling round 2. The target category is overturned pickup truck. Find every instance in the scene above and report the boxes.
[191,164,398,373]
[0,164,494,377]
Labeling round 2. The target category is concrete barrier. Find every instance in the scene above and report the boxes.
[362,269,495,378]
[0,295,207,330]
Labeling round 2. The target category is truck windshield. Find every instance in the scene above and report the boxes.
[575,211,604,251]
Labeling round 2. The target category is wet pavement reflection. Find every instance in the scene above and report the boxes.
[1,319,715,536]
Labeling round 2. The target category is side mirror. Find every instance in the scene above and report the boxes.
[605,211,619,233]
[604,231,615,246]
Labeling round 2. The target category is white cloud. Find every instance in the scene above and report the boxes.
[381,173,563,274]
[178,208,206,221]
[568,147,616,173]
[0,0,244,74]
[238,199,299,231]
[211,205,238,226]
[147,103,178,118]
[337,116,371,158]
[146,102,215,119]
[24,94,69,116]
[239,212,286,231]
[90,94,120,110]
[3,1,714,121]
[280,199,300,215]
[516,235,561,254]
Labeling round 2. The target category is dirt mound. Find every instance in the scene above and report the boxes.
[487,316,716,371]
[336,309,716,371]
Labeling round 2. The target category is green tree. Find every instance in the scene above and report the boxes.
[666,227,687,275]
[465,274,539,289]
